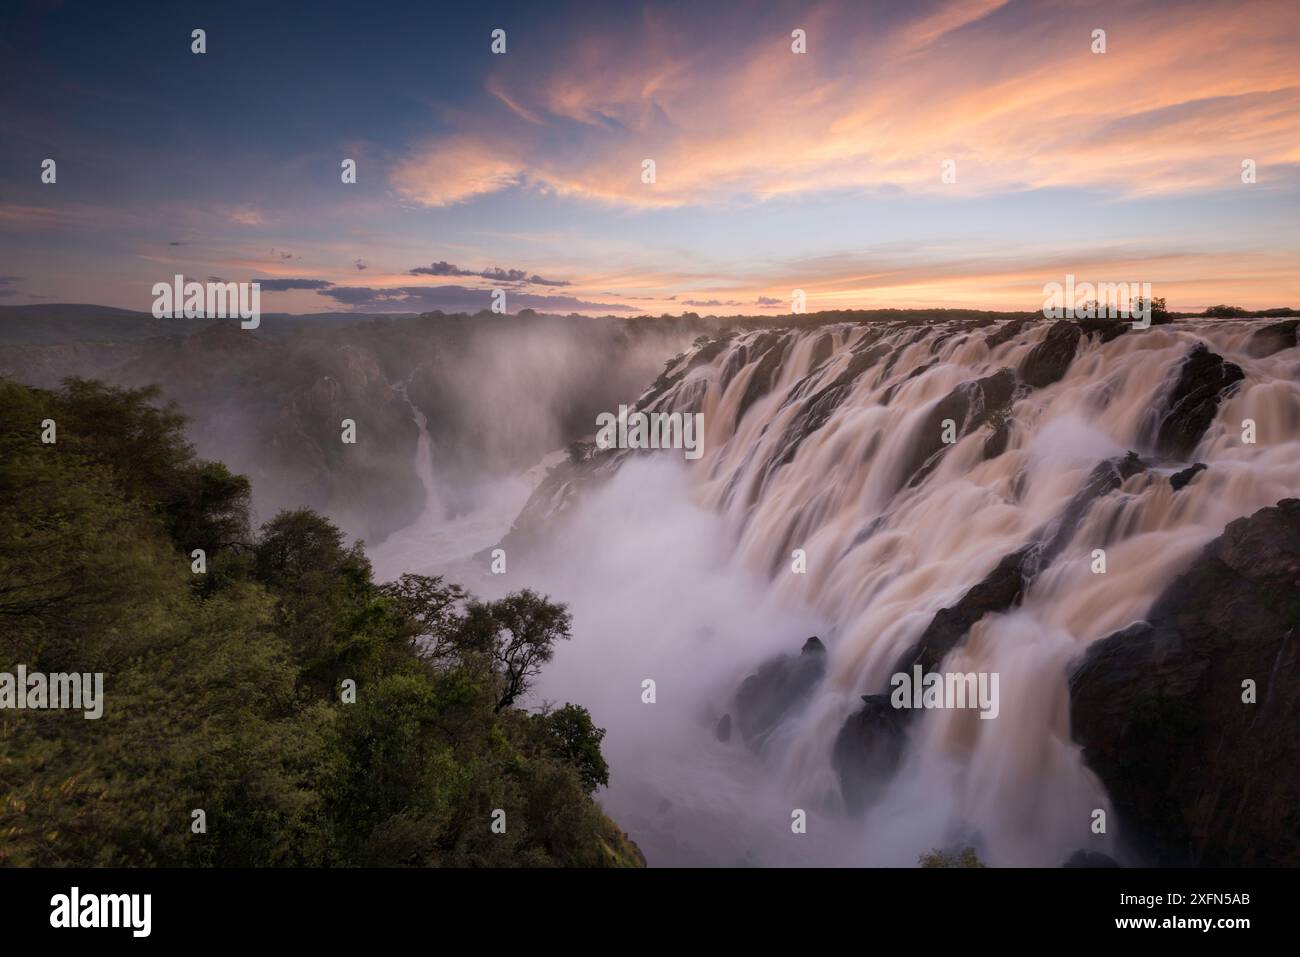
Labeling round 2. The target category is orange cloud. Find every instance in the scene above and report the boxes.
[390,136,526,207]
[390,0,1300,209]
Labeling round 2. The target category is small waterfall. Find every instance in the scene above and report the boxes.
[399,377,441,515]
[370,376,560,588]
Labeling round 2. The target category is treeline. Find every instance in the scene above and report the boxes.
[0,377,641,867]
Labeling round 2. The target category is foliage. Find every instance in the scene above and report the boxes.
[542,704,609,794]
[919,847,986,868]
[0,378,636,867]
[1203,304,1249,318]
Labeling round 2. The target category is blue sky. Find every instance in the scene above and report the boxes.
[2,0,1298,314]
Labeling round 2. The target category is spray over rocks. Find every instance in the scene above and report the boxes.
[498,314,1300,866]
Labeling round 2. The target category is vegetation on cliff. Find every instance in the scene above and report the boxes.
[0,377,640,867]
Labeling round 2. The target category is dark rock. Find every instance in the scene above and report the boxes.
[890,543,1038,677]
[1069,499,1300,866]
[1038,451,1145,561]
[1073,317,1129,343]
[1246,319,1298,358]
[1063,850,1121,868]
[687,336,731,370]
[982,419,1010,460]
[880,358,939,406]
[1019,320,1082,388]
[801,635,826,655]
[808,332,835,369]
[733,332,791,428]
[639,336,736,412]
[715,713,732,743]
[985,318,1031,349]
[891,451,1145,681]
[733,637,829,750]
[900,367,1017,490]
[1169,463,1207,491]
[1153,343,1244,459]
[718,342,750,392]
[832,694,909,813]
[761,341,889,479]
[833,451,1145,811]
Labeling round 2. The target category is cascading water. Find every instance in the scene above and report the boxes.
[370,376,564,587]
[512,316,1300,866]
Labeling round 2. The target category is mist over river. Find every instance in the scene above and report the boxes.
[367,316,1300,866]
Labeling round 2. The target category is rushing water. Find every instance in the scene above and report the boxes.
[379,318,1300,866]
[369,380,560,587]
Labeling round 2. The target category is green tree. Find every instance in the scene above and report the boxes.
[919,846,986,868]
[544,704,610,793]
[0,376,637,869]
[471,589,573,712]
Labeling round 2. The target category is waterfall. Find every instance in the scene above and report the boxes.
[399,378,441,515]
[370,377,563,587]
[519,316,1300,866]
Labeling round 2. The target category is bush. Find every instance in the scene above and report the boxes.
[0,377,634,867]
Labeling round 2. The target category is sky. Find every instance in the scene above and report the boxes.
[1,0,1298,316]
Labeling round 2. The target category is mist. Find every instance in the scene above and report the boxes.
[380,314,1300,866]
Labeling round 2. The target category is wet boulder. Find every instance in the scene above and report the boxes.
[761,340,889,478]
[1038,451,1146,560]
[808,331,835,369]
[1018,320,1082,388]
[1069,499,1300,866]
[1169,462,1207,491]
[732,636,827,750]
[1246,319,1298,358]
[890,543,1038,677]
[715,713,732,743]
[1072,317,1130,343]
[832,693,909,813]
[984,318,1031,349]
[900,367,1017,489]
[732,332,792,428]
[1153,343,1243,459]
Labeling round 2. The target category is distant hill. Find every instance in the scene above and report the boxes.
[0,304,421,345]
[0,304,163,345]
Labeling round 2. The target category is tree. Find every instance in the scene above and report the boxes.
[378,573,466,657]
[54,378,194,508]
[919,847,986,868]
[468,589,572,712]
[168,460,252,554]
[544,704,609,792]
[0,376,635,869]
[1133,295,1169,322]
[254,508,374,678]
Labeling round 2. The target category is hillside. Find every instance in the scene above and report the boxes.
[0,377,642,867]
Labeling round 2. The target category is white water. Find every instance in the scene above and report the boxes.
[368,381,560,587]
[372,318,1300,866]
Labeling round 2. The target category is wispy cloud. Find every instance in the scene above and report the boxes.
[390,0,1300,209]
